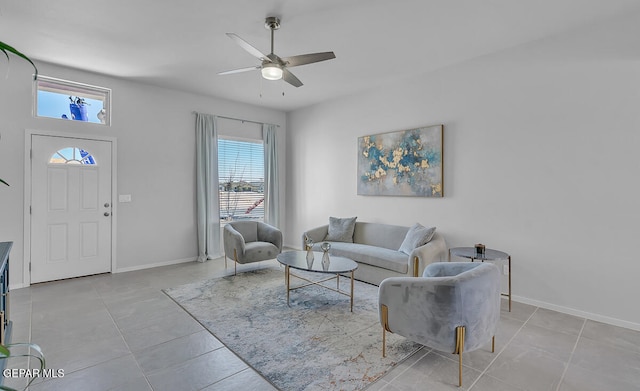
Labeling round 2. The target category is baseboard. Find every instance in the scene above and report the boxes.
[512,295,640,332]
[9,282,27,290]
[10,257,200,289]
[114,257,197,273]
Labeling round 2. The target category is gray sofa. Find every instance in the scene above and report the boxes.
[302,221,447,285]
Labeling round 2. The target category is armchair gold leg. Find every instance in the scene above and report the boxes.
[381,304,391,358]
[492,335,495,353]
[413,256,419,277]
[233,248,238,276]
[454,326,466,387]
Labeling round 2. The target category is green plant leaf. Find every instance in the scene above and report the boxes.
[0,343,46,390]
[0,41,38,79]
[0,178,9,187]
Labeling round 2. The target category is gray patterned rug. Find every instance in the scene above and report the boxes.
[164,267,420,391]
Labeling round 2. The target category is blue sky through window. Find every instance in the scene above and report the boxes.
[50,147,96,164]
[37,91,104,124]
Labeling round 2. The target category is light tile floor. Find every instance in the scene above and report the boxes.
[3,258,640,391]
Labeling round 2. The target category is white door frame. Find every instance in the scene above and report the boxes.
[23,129,118,286]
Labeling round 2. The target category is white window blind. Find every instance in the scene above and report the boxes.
[218,137,264,223]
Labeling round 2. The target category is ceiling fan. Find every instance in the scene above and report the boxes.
[218,17,336,87]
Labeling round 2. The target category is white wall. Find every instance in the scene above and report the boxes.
[285,13,640,329]
[0,61,286,287]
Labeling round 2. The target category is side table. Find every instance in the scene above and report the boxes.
[448,247,511,312]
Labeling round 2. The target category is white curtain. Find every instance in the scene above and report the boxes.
[196,113,221,261]
[263,123,280,228]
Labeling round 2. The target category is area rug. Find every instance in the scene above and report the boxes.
[164,267,420,391]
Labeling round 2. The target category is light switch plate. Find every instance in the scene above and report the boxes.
[119,194,132,203]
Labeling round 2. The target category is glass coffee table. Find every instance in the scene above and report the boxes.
[276,250,358,312]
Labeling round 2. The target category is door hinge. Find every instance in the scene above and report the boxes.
[29,263,31,272]
[30,149,33,159]
[30,206,32,214]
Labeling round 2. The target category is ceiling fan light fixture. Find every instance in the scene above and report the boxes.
[261,63,283,80]
[222,17,335,87]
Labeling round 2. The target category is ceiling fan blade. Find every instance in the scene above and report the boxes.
[281,52,336,67]
[218,66,260,75]
[226,33,270,61]
[282,68,303,87]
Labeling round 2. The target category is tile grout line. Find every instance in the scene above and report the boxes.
[555,317,587,391]
[467,306,540,390]
[380,347,431,386]
[104,277,242,389]
[92,278,156,391]
[159,288,277,390]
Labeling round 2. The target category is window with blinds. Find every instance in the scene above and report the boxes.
[218,137,264,223]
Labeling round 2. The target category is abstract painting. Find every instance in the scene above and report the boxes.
[357,124,443,197]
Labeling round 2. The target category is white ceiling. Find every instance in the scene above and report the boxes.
[2,0,640,112]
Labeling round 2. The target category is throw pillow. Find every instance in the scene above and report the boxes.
[324,216,357,243]
[398,223,436,255]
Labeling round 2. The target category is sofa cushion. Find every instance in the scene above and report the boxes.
[398,223,436,255]
[314,242,409,274]
[353,222,408,250]
[324,216,357,243]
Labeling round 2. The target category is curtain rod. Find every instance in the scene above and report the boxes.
[192,111,280,128]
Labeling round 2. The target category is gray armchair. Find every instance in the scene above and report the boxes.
[379,262,501,387]
[223,221,283,275]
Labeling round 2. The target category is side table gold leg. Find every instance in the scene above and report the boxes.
[508,256,512,312]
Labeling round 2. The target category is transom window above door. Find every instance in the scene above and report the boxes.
[35,76,111,126]
[49,147,96,165]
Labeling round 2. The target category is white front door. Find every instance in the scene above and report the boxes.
[30,135,113,283]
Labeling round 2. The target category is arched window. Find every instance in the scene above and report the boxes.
[49,147,96,165]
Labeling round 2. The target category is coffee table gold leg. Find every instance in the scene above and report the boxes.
[285,265,290,306]
[350,270,354,312]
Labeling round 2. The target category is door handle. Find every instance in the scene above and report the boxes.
[104,203,110,208]
[104,212,111,217]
